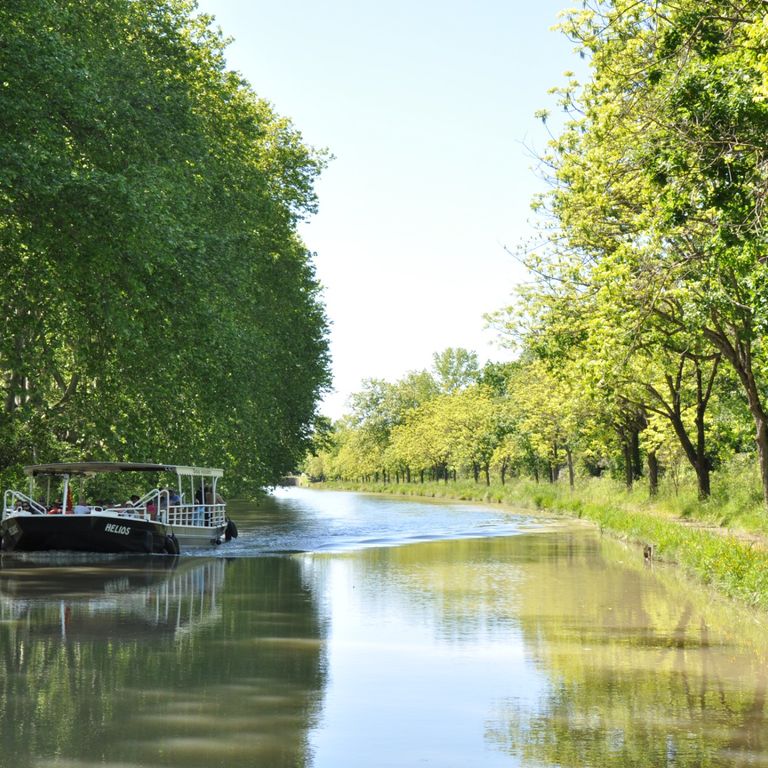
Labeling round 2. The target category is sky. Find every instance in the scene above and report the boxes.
[195,0,584,419]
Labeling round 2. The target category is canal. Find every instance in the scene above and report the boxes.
[0,487,765,767]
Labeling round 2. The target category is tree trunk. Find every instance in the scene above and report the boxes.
[757,419,768,507]
[647,451,659,497]
[565,446,575,489]
[550,442,559,482]
[645,353,718,500]
[703,329,768,504]
[631,428,643,479]
[623,441,633,491]
[667,412,710,499]
[483,462,490,486]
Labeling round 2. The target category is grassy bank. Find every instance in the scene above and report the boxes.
[309,470,768,611]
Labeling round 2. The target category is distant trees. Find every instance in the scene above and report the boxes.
[308,0,768,503]
[305,350,611,488]
[0,0,330,493]
[305,338,750,496]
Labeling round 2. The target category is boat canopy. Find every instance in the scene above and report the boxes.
[23,462,223,478]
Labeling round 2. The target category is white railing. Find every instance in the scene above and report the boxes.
[2,490,46,518]
[2,487,226,529]
[94,505,150,520]
[99,487,226,529]
[167,503,226,528]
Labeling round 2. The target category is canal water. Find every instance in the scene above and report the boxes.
[0,487,766,767]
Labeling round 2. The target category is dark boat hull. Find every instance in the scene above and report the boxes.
[1,514,172,554]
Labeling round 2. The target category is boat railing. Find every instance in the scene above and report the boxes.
[123,488,226,529]
[88,489,167,521]
[166,502,227,529]
[2,486,226,528]
[91,504,150,520]
[2,490,46,518]
[113,487,170,522]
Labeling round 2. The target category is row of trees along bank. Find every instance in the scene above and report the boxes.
[306,1,768,511]
[0,0,331,495]
[305,345,758,506]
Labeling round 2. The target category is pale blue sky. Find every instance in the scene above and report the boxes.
[195,0,582,418]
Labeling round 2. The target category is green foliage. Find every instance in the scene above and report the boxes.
[431,347,479,393]
[308,1,768,517]
[0,0,330,494]
[484,0,768,504]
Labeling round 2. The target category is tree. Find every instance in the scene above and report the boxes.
[441,386,500,485]
[432,348,479,393]
[0,0,330,493]
[550,0,768,505]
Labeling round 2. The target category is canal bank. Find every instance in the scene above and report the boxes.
[307,477,768,611]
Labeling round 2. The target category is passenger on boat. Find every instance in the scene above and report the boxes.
[202,487,224,524]
[194,487,205,524]
[126,494,140,507]
[168,488,181,505]
[204,486,224,505]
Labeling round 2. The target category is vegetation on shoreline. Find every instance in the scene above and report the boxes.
[1,1,330,494]
[304,4,768,609]
[306,2,768,513]
[309,471,768,611]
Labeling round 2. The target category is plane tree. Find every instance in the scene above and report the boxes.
[0,0,330,492]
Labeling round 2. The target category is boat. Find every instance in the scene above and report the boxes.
[0,462,238,554]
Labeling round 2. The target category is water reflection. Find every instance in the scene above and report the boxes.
[302,536,535,768]
[484,535,768,767]
[0,556,223,640]
[0,554,326,768]
[0,489,767,768]
[297,531,768,767]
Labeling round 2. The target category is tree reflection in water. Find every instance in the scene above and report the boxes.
[1,517,767,768]
[484,535,768,768]
[0,554,326,768]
